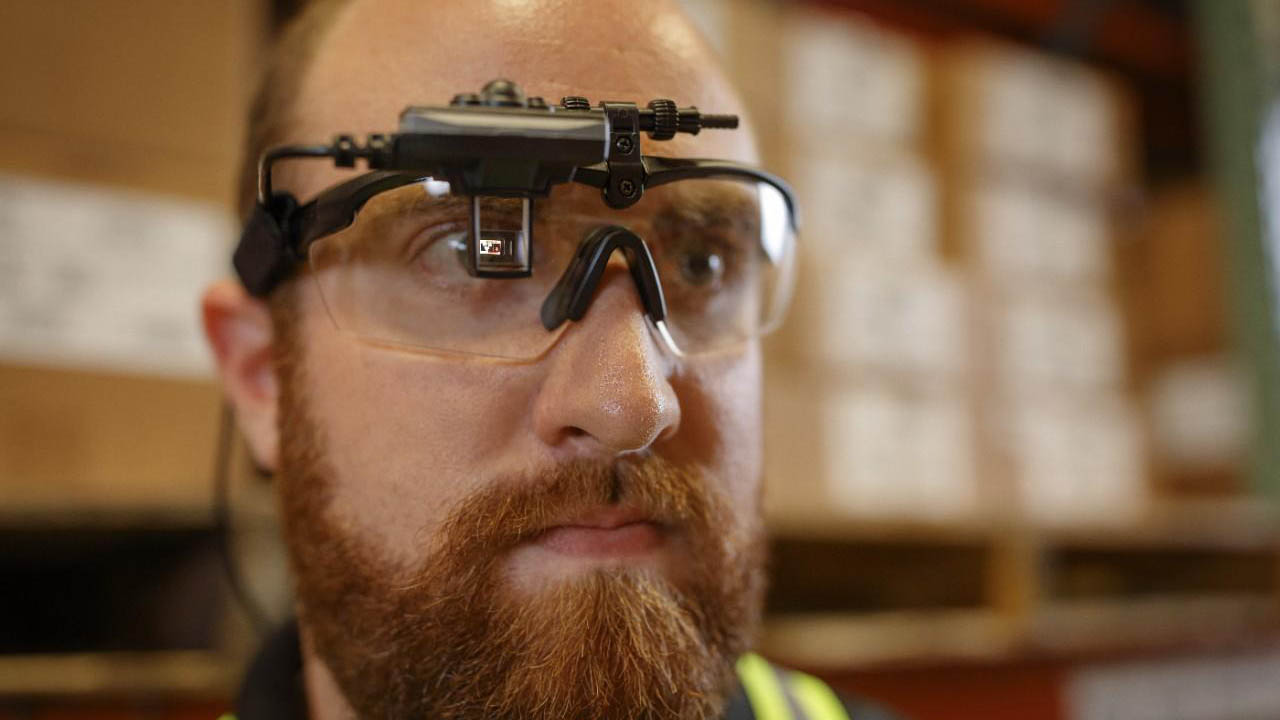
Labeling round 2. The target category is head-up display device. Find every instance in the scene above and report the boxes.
[235,80,798,359]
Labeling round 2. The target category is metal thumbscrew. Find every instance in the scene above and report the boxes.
[614,136,634,154]
[618,179,637,197]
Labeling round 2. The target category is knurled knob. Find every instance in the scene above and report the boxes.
[560,96,591,111]
[647,98,678,140]
[677,106,702,135]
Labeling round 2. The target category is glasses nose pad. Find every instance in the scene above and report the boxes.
[539,225,669,333]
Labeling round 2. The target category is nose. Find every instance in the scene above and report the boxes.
[532,264,681,455]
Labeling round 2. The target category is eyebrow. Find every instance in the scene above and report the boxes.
[651,186,760,232]
[316,190,470,264]
[543,182,759,223]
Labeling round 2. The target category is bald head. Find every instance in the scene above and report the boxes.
[262,0,756,204]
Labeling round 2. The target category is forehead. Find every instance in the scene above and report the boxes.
[281,0,758,201]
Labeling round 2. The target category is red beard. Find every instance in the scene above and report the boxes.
[277,389,766,720]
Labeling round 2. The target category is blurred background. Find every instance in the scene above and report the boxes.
[2,1,1280,718]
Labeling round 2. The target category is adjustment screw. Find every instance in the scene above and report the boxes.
[618,179,637,197]
[451,93,481,106]
[366,134,390,168]
[333,134,357,167]
[560,95,591,111]
[614,135,634,155]
[527,96,547,109]
[481,79,524,107]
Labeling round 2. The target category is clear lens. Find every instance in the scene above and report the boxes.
[307,176,796,359]
[643,179,797,354]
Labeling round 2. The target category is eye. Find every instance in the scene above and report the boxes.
[446,231,469,268]
[414,227,472,280]
[675,241,725,289]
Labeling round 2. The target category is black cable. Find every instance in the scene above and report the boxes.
[258,144,334,204]
[213,401,273,637]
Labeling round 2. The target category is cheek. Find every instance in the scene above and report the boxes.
[293,293,538,567]
[668,344,764,518]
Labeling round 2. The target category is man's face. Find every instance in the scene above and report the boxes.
[244,1,768,717]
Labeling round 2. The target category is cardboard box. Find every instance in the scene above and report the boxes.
[792,145,940,263]
[963,173,1114,285]
[1145,354,1249,495]
[0,363,220,516]
[937,37,1137,191]
[0,0,264,208]
[764,369,979,524]
[0,1,263,518]
[793,250,969,381]
[993,391,1148,526]
[1119,182,1228,369]
[782,6,928,149]
[988,285,1128,393]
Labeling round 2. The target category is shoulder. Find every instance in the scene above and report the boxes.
[732,653,908,720]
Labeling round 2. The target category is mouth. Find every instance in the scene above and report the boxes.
[534,508,665,558]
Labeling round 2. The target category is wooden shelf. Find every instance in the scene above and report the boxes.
[760,498,1280,669]
[0,503,215,531]
[0,651,237,699]
[766,496,1280,552]
[1041,498,1280,551]
[1030,594,1280,654]
[760,610,1017,667]
[761,593,1280,669]
[766,511,997,545]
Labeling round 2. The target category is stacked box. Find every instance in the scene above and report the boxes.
[939,39,1146,527]
[1120,183,1245,495]
[764,371,977,523]
[0,0,259,516]
[761,7,978,523]
[939,40,1133,192]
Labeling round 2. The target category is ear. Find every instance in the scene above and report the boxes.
[202,279,281,472]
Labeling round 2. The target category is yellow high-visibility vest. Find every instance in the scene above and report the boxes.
[735,652,852,720]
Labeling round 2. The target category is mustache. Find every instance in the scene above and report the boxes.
[432,455,716,561]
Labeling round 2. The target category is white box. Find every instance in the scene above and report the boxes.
[999,393,1147,526]
[965,46,1124,185]
[783,8,926,146]
[794,147,939,262]
[969,175,1112,283]
[803,252,968,378]
[0,173,232,377]
[1147,355,1249,471]
[762,369,828,521]
[993,288,1126,392]
[821,383,978,520]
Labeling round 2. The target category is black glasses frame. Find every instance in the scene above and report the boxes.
[234,156,798,298]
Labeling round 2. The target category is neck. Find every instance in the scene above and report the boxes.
[298,623,359,720]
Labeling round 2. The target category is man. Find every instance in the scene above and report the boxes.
[204,0,898,718]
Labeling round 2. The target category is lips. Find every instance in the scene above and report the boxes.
[535,508,665,557]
